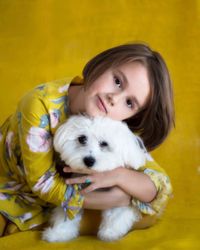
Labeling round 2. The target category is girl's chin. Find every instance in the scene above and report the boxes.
[86,109,106,118]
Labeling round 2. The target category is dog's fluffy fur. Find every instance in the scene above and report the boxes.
[42,115,147,242]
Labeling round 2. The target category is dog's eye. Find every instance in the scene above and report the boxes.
[78,135,87,145]
[100,141,108,148]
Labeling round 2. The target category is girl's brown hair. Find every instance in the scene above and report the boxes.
[82,43,175,151]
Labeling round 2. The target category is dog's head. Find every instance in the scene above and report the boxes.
[53,115,146,172]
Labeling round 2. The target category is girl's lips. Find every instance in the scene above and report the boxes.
[97,96,107,113]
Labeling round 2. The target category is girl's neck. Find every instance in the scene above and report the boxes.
[68,84,84,115]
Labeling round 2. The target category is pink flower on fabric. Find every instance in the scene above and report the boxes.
[26,127,52,152]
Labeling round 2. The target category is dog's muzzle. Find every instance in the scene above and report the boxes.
[83,156,96,168]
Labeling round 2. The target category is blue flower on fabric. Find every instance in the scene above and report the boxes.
[50,96,67,104]
[36,84,45,91]
[61,184,83,220]
[39,114,50,128]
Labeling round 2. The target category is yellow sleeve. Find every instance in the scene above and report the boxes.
[17,85,84,219]
[131,137,173,217]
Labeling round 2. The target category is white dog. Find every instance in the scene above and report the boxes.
[42,115,147,242]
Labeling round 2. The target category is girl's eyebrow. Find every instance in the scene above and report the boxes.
[116,69,141,110]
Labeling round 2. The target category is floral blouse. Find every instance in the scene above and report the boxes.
[0,76,173,231]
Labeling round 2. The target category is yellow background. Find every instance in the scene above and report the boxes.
[0,0,200,249]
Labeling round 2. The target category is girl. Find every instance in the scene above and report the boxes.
[0,43,174,236]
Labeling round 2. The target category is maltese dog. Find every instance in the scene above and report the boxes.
[42,115,147,242]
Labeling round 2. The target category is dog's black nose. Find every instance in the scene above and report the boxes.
[83,156,96,168]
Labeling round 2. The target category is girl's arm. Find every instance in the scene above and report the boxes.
[82,186,131,210]
[114,167,157,203]
[17,86,84,219]
[64,167,157,204]
[64,157,172,214]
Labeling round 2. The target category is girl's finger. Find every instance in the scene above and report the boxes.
[63,167,73,172]
[80,184,96,194]
[65,176,93,185]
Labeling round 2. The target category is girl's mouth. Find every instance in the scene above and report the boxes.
[97,96,107,113]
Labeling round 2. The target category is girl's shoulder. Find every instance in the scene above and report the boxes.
[34,77,74,100]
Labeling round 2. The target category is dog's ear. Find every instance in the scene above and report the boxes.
[53,120,73,153]
[135,135,148,153]
[53,115,92,153]
[123,133,146,170]
[53,116,81,152]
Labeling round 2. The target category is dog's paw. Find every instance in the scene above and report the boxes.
[42,227,77,242]
[97,228,123,242]
[42,227,59,242]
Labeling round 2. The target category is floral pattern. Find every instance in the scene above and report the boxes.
[58,84,70,93]
[26,127,52,152]
[49,109,61,128]
[33,171,55,194]
[5,131,14,158]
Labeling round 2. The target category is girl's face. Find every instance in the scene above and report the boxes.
[78,61,150,121]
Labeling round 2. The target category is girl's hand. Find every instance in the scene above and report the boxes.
[63,166,123,195]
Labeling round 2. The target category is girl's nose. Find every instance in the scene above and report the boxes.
[107,93,123,106]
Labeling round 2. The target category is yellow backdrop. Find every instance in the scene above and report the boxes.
[0,0,200,249]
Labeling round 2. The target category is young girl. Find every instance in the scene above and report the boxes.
[0,43,174,236]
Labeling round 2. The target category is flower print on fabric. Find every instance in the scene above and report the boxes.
[58,84,70,93]
[20,194,36,204]
[62,184,84,220]
[26,127,52,152]
[132,198,155,215]
[35,84,47,97]
[49,109,61,128]
[50,96,70,116]
[0,181,23,191]
[33,170,55,194]
[17,212,33,223]
[29,224,40,229]
[0,193,11,200]
[144,168,172,192]
[39,114,50,128]
[50,96,68,104]
[5,131,14,159]
[36,84,45,91]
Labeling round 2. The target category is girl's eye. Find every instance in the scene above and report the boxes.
[114,76,122,88]
[126,99,133,109]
